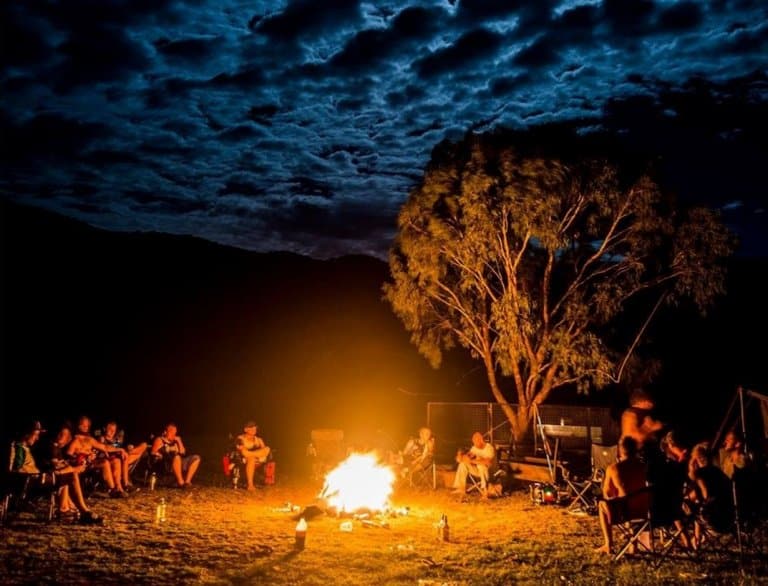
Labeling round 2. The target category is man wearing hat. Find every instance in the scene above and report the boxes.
[235,421,271,490]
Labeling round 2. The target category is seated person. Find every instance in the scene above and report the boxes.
[452,431,495,497]
[652,430,691,548]
[595,436,648,555]
[235,421,271,491]
[100,421,147,491]
[717,429,747,480]
[399,427,435,479]
[67,415,128,498]
[150,422,201,488]
[687,442,735,543]
[9,421,101,524]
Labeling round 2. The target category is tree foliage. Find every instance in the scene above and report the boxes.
[384,135,734,439]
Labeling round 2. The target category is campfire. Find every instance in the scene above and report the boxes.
[319,452,395,514]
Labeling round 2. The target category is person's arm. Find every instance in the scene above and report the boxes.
[150,437,163,458]
[176,436,187,456]
[93,438,127,459]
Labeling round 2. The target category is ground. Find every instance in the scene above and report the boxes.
[0,477,765,585]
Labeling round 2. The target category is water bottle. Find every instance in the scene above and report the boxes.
[295,518,307,550]
[437,514,449,542]
[149,472,157,491]
[155,498,166,524]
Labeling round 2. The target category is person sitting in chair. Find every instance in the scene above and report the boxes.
[100,421,147,492]
[10,421,102,524]
[399,427,435,479]
[151,422,201,488]
[687,442,735,545]
[452,431,495,498]
[595,436,648,555]
[235,421,271,491]
[67,415,129,498]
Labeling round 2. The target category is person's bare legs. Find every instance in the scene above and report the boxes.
[99,460,117,490]
[245,455,258,490]
[184,456,200,485]
[172,455,185,486]
[124,444,147,487]
[68,472,91,513]
[110,458,125,492]
[595,500,613,554]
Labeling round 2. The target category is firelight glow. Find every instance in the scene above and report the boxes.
[321,453,395,512]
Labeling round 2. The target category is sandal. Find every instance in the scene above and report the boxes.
[79,511,104,525]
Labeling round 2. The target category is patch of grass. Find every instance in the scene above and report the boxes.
[0,481,765,585]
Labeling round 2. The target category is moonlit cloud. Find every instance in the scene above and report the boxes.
[1,0,767,258]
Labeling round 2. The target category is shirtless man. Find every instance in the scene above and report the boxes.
[620,390,664,454]
[595,436,648,555]
[67,415,128,497]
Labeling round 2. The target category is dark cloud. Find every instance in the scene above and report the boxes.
[657,1,703,31]
[250,0,361,42]
[329,6,441,71]
[414,28,504,79]
[0,0,766,258]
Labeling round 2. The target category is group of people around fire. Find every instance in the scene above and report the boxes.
[6,416,205,524]
[6,396,765,560]
[594,389,759,555]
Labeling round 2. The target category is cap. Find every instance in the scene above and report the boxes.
[29,420,47,434]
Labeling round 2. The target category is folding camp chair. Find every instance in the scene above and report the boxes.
[0,471,57,526]
[612,485,654,561]
[408,461,437,490]
[565,443,617,514]
[308,429,345,481]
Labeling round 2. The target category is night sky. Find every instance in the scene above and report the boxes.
[2,1,767,259]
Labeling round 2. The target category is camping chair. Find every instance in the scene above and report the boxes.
[308,429,345,481]
[565,443,617,514]
[0,470,57,526]
[408,460,437,490]
[612,485,654,561]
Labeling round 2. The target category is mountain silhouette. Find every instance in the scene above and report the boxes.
[2,199,765,457]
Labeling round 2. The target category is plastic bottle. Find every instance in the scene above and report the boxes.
[295,518,307,549]
[155,498,166,524]
[149,472,157,491]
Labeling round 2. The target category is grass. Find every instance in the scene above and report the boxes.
[1,475,765,585]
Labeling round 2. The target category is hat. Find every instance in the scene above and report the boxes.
[29,420,47,434]
[244,421,257,429]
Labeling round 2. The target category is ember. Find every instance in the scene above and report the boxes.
[320,452,395,513]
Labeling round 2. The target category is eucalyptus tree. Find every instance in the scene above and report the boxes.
[384,135,733,440]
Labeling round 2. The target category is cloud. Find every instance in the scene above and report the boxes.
[1,0,766,258]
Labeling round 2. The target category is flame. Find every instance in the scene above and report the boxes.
[321,452,395,512]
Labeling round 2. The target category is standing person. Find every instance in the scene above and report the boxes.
[151,422,201,488]
[236,421,271,491]
[101,421,147,491]
[595,436,648,555]
[620,390,664,463]
[452,432,495,498]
